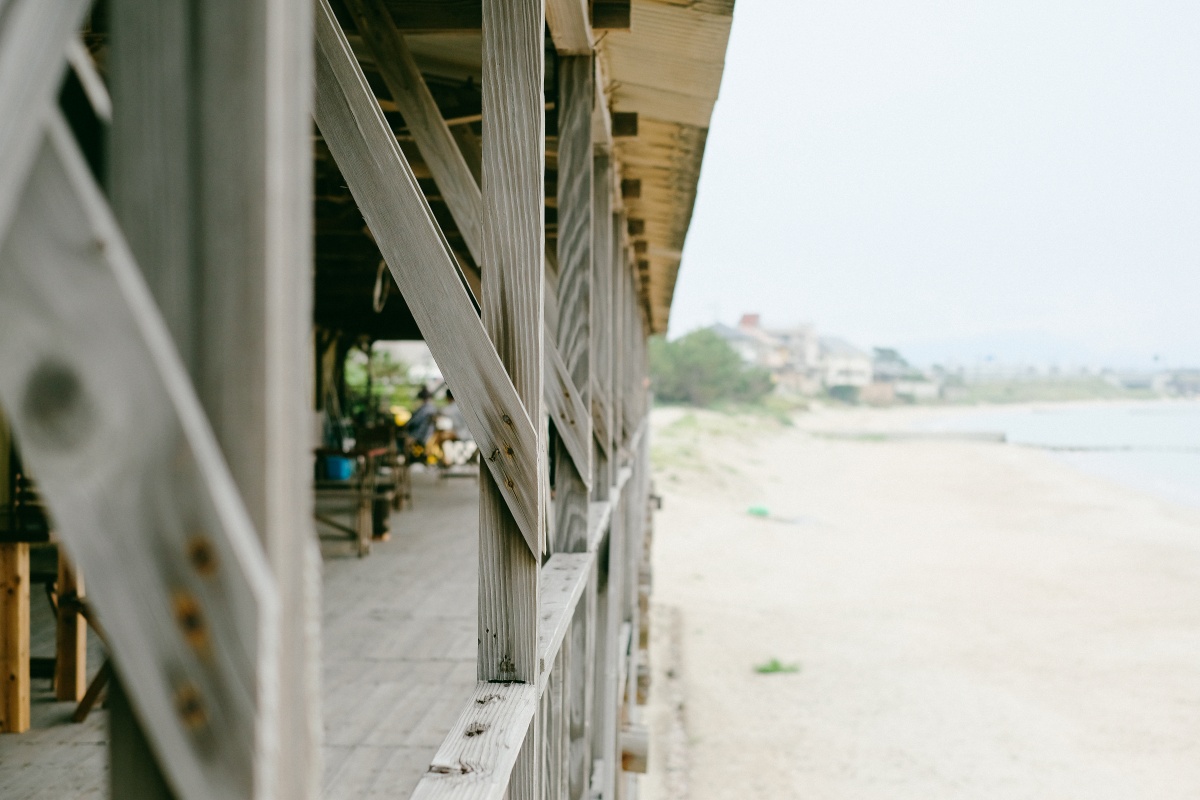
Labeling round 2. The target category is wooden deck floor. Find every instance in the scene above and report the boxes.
[0,468,480,799]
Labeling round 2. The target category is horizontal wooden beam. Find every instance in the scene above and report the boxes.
[314,0,542,554]
[537,553,593,692]
[410,681,540,800]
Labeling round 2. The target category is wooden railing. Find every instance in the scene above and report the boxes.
[0,0,650,797]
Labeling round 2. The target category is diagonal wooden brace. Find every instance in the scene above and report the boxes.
[545,337,592,491]
[341,0,484,266]
[0,111,279,800]
[0,0,94,242]
[314,0,542,555]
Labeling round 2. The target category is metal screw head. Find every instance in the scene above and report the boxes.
[172,591,210,655]
[186,536,218,578]
[174,682,208,731]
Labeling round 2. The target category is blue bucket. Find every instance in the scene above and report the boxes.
[325,456,355,481]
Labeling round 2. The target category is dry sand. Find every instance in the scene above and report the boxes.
[641,404,1200,800]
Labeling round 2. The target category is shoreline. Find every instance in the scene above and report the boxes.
[643,405,1200,799]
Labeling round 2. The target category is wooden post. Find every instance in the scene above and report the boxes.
[480,2,546,799]
[0,542,29,733]
[54,554,86,702]
[109,0,319,796]
[557,53,598,800]
[591,156,614,497]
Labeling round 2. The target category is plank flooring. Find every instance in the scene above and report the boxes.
[0,468,480,799]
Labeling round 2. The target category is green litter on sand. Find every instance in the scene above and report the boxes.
[754,658,800,675]
[747,506,812,525]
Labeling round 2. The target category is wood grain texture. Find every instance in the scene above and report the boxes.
[556,56,594,473]
[567,582,596,800]
[54,556,87,702]
[314,0,542,555]
[545,0,592,55]
[409,682,539,800]
[0,114,278,799]
[0,542,29,733]
[590,157,615,490]
[591,58,613,155]
[587,501,614,556]
[0,0,91,243]
[109,0,322,794]
[478,5,547,798]
[536,553,593,693]
[343,0,484,264]
[477,0,545,711]
[546,342,592,495]
[546,648,566,800]
[610,214,626,463]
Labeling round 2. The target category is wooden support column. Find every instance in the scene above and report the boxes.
[54,555,86,702]
[109,0,319,796]
[480,1,546,799]
[0,542,29,733]
[591,156,614,497]
[554,54,593,551]
[557,54,597,800]
[611,214,627,455]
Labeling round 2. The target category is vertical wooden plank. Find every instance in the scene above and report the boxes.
[106,6,192,791]
[611,215,626,454]
[557,54,596,800]
[600,500,625,800]
[591,157,614,497]
[480,1,546,799]
[109,0,319,796]
[54,555,86,702]
[199,0,322,794]
[556,56,594,417]
[0,542,29,733]
[547,649,565,800]
[567,590,594,800]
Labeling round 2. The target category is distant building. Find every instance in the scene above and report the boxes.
[713,316,822,394]
[820,337,873,389]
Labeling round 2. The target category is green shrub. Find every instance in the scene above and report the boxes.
[649,330,773,407]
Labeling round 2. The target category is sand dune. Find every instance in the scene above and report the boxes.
[643,405,1200,799]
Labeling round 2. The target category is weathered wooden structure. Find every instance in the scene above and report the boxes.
[0,0,733,797]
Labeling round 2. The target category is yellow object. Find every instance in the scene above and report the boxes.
[391,405,412,426]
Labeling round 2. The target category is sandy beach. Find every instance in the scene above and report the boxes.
[642,404,1200,799]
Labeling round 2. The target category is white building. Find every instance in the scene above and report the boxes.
[820,337,873,388]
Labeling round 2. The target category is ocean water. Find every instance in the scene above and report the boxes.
[924,402,1200,509]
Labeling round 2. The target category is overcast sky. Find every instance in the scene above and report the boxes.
[668,0,1200,368]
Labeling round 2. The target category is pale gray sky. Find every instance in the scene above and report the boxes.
[669,0,1200,368]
